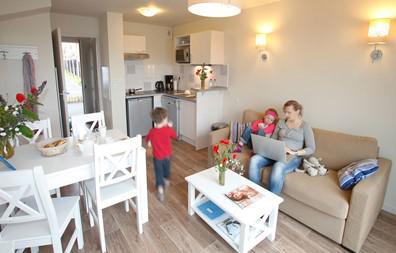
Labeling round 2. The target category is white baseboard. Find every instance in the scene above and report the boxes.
[383,204,396,214]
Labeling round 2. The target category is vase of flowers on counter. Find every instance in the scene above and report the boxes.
[195,62,213,90]
[0,82,46,159]
[213,139,243,185]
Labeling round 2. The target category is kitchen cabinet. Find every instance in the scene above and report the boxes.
[179,100,196,145]
[126,97,153,137]
[190,31,224,65]
[123,35,146,53]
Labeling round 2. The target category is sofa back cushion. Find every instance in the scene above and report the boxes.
[242,109,264,123]
[313,128,378,170]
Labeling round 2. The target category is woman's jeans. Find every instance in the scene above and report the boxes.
[249,154,302,195]
[240,127,265,149]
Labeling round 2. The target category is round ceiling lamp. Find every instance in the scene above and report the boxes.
[138,7,160,17]
[188,0,241,18]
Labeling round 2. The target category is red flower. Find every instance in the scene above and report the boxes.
[31,86,38,95]
[16,93,25,103]
[223,157,228,163]
[232,153,237,160]
[213,145,219,154]
[220,139,230,145]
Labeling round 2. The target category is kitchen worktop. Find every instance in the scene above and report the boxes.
[125,87,227,103]
[125,90,197,102]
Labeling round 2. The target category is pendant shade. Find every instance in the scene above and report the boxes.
[188,0,241,17]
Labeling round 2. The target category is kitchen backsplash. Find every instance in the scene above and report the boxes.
[124,60,173,90]
[173,64,229,90]
[125,60,229,91]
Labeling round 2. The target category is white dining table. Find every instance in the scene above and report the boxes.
[0,129,148,224]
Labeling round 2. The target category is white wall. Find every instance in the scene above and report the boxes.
[0,0,50,17]
[0,12,60,137]
[123,21,173,90]
[174,0,396,213]
[99,12,127,133]
[50,13,100,39]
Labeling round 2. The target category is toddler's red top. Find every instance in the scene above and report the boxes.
[146,127,177,160]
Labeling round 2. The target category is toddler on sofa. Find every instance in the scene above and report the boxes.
[236,108,278,151]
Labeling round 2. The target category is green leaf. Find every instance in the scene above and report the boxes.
[22,108,39,121]
[19,125,33,138]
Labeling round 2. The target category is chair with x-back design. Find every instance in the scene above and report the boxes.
[0,167,84,252]
[85,135,146,252]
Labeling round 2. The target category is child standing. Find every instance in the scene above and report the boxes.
[236,108,278,150]
[146,107,177,201]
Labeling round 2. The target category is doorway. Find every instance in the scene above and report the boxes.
[52,29,99,137]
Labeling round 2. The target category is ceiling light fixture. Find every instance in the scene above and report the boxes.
[188,0,241,18]
[138,7,160,17]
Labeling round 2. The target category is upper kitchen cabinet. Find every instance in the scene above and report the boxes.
[190,31,224,65]
[123,35,149,60]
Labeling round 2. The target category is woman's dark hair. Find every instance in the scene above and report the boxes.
[283,100,303,115]
[150,107,168,124]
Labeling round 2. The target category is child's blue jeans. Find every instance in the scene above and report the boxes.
[153,157,171,187]
[240,127,265,149]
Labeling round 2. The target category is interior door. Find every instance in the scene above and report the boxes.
[52,28,69,137]
[79,38,99,114]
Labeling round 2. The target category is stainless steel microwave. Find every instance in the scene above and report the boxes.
[175,47,190,63]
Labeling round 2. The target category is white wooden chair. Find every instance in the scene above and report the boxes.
[85,136,145,252]
[16,118,61,198]
[71,111,105,139]
[23,118,53,144]
[0,167,84,253]
[71,111,106,207]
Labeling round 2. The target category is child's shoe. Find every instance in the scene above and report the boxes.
[157,186,165,202]
[164,178,170,189]
[233,144,242,153]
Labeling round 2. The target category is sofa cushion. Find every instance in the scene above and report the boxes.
[313,128,378,170]
[337,159,379,190]
[234,146,253,177]
[262,169,351,219]
[242,109,264,124]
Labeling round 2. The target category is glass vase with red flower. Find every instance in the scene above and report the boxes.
[212,139,238,185]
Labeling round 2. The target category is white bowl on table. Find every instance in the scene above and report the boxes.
[36,138,68,157]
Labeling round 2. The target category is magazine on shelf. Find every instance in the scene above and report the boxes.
[216,217,263,243]
[197,200,224,220]
[225,185,264,209]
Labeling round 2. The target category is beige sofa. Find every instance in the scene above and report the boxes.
[208,109,392,252]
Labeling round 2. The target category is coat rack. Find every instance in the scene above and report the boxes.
[0,44,39,60]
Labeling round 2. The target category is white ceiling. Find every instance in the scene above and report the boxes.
[51,0,279,27]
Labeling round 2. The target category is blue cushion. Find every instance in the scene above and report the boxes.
[0,156,16,170]
[337,159,378,190]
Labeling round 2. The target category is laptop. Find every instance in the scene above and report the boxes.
[251,134,294,163]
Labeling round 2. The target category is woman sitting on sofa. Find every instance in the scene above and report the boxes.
[249,100,316,195]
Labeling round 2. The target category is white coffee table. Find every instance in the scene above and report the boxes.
[185,168,283,253]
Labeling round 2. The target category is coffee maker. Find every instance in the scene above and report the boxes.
[165,75,174,91]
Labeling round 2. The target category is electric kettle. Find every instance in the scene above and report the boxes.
[155,81,165,92]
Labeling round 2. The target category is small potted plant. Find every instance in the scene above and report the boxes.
[0,82,46,159]
[213,139,243,185]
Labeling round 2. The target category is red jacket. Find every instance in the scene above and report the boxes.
[251,120,276,135]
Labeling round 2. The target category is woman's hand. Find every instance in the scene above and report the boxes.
[258,123,265,129]
[285,146,298,155]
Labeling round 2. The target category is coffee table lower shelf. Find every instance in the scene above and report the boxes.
[192,196,272,252]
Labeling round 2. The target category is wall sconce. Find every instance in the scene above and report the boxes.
[368,18,391,62]
[256,33,269,62]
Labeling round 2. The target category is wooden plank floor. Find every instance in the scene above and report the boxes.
[38,140,396,253]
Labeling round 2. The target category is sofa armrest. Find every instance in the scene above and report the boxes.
[208,127,230,167]
[342,158,392,252]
